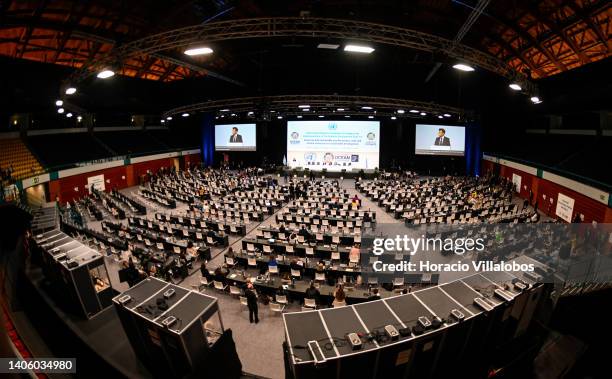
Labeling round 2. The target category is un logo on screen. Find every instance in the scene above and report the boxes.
[328,123,337,130]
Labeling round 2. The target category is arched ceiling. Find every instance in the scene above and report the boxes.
[0,0,609,83]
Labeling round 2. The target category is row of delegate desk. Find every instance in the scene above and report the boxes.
[220,267,438,305]
[157,213,247,236]
[127,216,229,247]
[283,255,552,379]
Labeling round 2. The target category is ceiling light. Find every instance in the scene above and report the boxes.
[409,110,419,113]
[397,109,405,114]
[166,116,172,120]
[530,96,541,104]
[55,100,63,106]
[77,116,82,122]
[182,113,189,117]
[391,116,397,120]
[344,115,350,118]
[65,87,77,95]
[184,47,213,56]
[344,45,375,54]
[336,108,345,111]
[368,116,374,119]
[438,115,443,119]
[161,119,165,123]
[97,70,115,79]
[248,111,254,115]
[443,113,451,117]
[270,110,276,113]
[318,115,324,118]
[317,43,340,50]
[67,113,73,118]
[231,113,236,116]
[361,106,373,110]
[452,63,475,72]
[298,105,310,108]
[277,116,283,119]
[220,109,230,112]
[57,108,64,114]
[297,115,302,118]
[420,112,426,116]
[302,108,310,112]
[509,83,522,91]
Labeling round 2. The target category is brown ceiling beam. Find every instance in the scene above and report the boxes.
[157,63,177,82]
[495,13,568,73]
[486,34,545,78]
[135,55,159,78]
[527,2,591,64]
[565,1,610,53]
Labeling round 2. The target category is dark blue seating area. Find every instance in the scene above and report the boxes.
[27,129,198,169]
[27,132,111,168]
[146,129,199,149]
[492,134,611,189]
[95,130,169,155]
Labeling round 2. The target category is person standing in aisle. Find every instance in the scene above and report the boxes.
[245,282,259,324]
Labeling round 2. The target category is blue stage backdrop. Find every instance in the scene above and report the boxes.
[465,120,482,176]
[201,113,215,166]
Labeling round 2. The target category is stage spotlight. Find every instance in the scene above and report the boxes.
[65,87,77,95]
[182,113,190,117]
[336,108,345,111]
[220,109,230,112]
[509,83,522,91]
[317,43,339,50]
[397,109,405,114]
[184,47,213,56]
[298,105,310,108]
[344,45,375,53]
[166,116,173,120]
[161,119,165,123]
[277,116,283,119]
[438,115,443,119]
[530,96,542,104]
[55,100,63,106]
[452,63,474,72]
[77,116,82,122]
[318,115,324,118]
[97,70,115,79]
[361,106,373,110]
[57,108,65,114]
[420,112,426,116]
[443,113,451,117]
[66,113,73,118]
[391,116,397,120]
[368,116,374,119]
[410,110,419,113]
[297,115,302,118]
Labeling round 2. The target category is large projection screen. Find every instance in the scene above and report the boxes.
[287,120,380,171]
[415,124,466,156]
[215,123,257,151]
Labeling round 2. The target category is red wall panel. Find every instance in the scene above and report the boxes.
[132,158,175,179]
[537,179,607,223]
[498,166,536,200]
[51,165,128,203]
[482,159,609,223]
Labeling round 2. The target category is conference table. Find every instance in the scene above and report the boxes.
[257,227,358,246]
[241,237,353,261]
[221,267,396,305]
